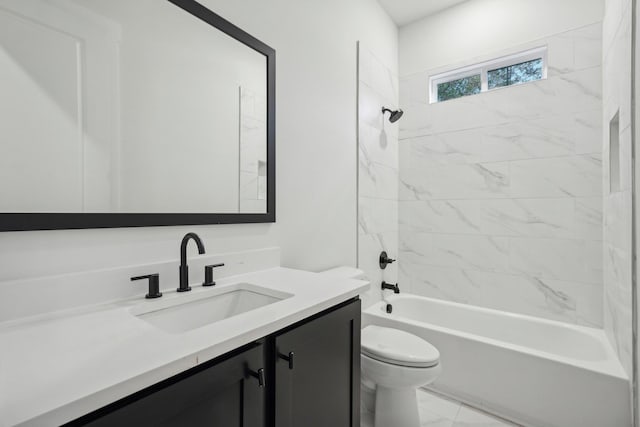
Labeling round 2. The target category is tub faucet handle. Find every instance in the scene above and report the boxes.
[379,251,396,269]
[381,281,400,294]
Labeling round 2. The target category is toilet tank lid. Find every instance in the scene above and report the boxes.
[362,325,440,368]
[319,266,366,280]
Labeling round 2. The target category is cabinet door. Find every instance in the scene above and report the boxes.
[74,342,266,427]
[274,299,361,427]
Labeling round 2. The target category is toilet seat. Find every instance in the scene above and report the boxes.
[362,325,439,368]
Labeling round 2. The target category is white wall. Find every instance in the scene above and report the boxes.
[0,0,397,281]
[114,0,266,213]
[0,0,119,213]
[0,9,84,212]
[400,0,604,76]
[202,0,398,273]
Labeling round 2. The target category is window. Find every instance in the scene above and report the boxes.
[430,47,547,103]
[437,74,481,102]
[488,58,544,89]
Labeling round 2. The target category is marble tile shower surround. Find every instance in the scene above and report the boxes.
[398,23,605,328]
[602,0,633,377]
[358,43,400,308]
[239,87,267,213]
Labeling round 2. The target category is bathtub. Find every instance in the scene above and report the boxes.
[362,294,631,427]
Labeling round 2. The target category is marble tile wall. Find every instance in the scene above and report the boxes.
[399,23,604,327]
[602,0,633,377]
[239,87,267,213]
[358,43,400,308]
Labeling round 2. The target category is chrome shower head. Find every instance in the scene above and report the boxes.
[382,107,404,123]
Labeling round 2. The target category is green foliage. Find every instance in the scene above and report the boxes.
[437,74,481,102]
[488,58,542,89]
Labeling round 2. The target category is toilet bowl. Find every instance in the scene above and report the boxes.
[362,325,441,427]
[319,267,442,427]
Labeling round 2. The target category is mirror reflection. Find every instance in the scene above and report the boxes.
[0,0,267,214]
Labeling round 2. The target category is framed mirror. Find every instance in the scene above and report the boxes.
[0,0,275,231]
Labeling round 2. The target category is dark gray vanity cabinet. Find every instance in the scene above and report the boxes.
[273,299,361,427]
[67,299,360,427]
[72,342,266,427]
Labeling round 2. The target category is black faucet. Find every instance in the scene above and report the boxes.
[381,281,400,294]
[178,232,206,292]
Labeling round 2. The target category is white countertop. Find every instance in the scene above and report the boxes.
[0,267,368,427]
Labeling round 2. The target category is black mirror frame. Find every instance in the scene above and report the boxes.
[0,0,275,232]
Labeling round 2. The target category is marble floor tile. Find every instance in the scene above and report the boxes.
[420,411,456,427]
[453,406,519,427]
[417,389,461,420]
[362,389,519,427]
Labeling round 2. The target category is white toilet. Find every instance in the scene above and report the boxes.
[361,325,441,427]
[320,267,442,427]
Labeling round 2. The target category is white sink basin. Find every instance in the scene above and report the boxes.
[131,283,293,333]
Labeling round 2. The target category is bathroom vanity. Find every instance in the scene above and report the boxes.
[0,266,367,426]
[70,299,361,427]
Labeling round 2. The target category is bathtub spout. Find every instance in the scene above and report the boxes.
[381,281,400,294]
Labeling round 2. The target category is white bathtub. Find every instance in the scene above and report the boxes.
[362,294,631,427]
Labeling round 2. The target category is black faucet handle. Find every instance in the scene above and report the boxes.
[379,251,396,269]
[203,263,225,287]
[131,273,162,299]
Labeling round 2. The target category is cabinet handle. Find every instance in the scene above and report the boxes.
[248,368,265,387]
[279,351,295,370]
